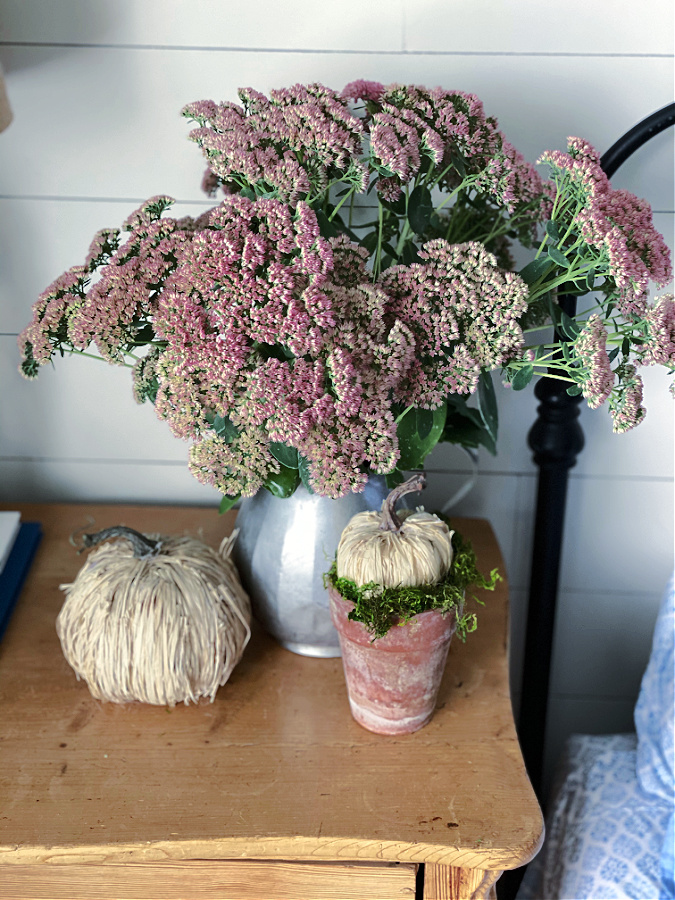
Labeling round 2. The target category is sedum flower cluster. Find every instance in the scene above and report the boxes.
[19,82,673,503]
[501,137,673,432]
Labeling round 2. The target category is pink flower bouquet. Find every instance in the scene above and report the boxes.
[19,81,673,506]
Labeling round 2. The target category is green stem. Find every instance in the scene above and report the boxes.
[395,404,414,423]
[65,349,136,368]
[527,262,596,302]
[523,324,556,334]
[372,201,384,279]
[435,176,479,214]
[394,183,413,259]
[529,370,576,383]
[328,185,356,222]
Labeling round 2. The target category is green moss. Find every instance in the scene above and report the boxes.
[325,528,500,641]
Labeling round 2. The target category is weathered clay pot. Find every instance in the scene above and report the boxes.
[328,587,458,735]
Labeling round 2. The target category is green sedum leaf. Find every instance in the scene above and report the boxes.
[385,468,406,489]
[443,394,496,455]
[547,246,571,268]
[315,208,341,239]
[212,414,239,443]
[477,371,498,443]
[400,242,421,265]
[519,256,553,286]
[511,365,534,391]
[396,403,447,469]
[269,441,299,469]
[545,220,560,242]
[361,231,380,255]
[219,494,240,514]
[416,408,435,441]
[298,454,315,494]
[408,184,433,236]
[559,311,581,340]
[264,464,300,498]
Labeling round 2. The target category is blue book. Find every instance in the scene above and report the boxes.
[0,521,42,644]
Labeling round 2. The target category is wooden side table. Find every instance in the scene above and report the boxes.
[0,503,543,900]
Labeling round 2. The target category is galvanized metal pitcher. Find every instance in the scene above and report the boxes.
[232,476,391,657]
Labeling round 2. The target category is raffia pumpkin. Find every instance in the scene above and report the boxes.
[57,526,251,706]
[336,473,454,588]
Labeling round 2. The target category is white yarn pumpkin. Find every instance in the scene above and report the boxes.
[57,526,251,706]
[336,474,454,588]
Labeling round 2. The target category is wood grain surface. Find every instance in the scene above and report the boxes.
[0,859,417,899]
[423,864,500,899]
[0,504,543,875]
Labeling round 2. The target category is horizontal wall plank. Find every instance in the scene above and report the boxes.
[1,0,672,55]
[0,48,672,205]
[404,0,674,56]
[561,475,674,596]
[0,336,190,461]
[0,198,214,332]
[0,457,221,505]
[549,589,663,699]
[0,0,405,53]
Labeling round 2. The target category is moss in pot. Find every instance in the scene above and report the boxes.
[326,474,499,735]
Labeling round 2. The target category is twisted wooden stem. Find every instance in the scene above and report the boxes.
[78,526,162,559]
[379,473,426,532]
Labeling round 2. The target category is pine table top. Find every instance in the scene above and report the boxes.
[0,503,543,873]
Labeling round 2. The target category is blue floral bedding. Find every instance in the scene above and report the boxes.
[518,733,671,899]
[518,574,674,900]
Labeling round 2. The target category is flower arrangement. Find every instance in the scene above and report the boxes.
[19,81,674,506]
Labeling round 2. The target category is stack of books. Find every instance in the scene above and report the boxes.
[0,512,42,643]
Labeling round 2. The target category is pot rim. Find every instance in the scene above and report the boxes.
[328,586,459,652]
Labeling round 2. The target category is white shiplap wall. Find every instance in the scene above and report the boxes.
[1,0,673,786]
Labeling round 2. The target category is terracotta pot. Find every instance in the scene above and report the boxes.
[328,587,458,735]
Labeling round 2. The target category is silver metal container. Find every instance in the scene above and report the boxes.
[233,476,390,657]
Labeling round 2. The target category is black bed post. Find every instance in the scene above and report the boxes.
[516,103,675,803]
[497,102,675,900]
[518,317,585,796]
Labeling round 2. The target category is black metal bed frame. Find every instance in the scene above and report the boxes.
[496,102,675,900]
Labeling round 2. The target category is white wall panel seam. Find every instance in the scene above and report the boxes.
[0,41,672,59]
[0,194,215,204]
[0,455,189,465]
[2,195,673,214]
[549,690,647,701]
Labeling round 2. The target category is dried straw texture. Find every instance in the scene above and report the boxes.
[336,509,454,588]
[57,532,251,706]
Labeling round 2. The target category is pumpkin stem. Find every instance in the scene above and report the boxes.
[78,526,162,559]
[379,473,426,532]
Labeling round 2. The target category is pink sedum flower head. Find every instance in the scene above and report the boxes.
[573,315,615,409]
[341,80,386,104]
[381,240,528,407]
[540,138,672,312]
[640,294,675,367]
[610,365,646,433]
[183,84,368,203]
[147,197,417,499]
